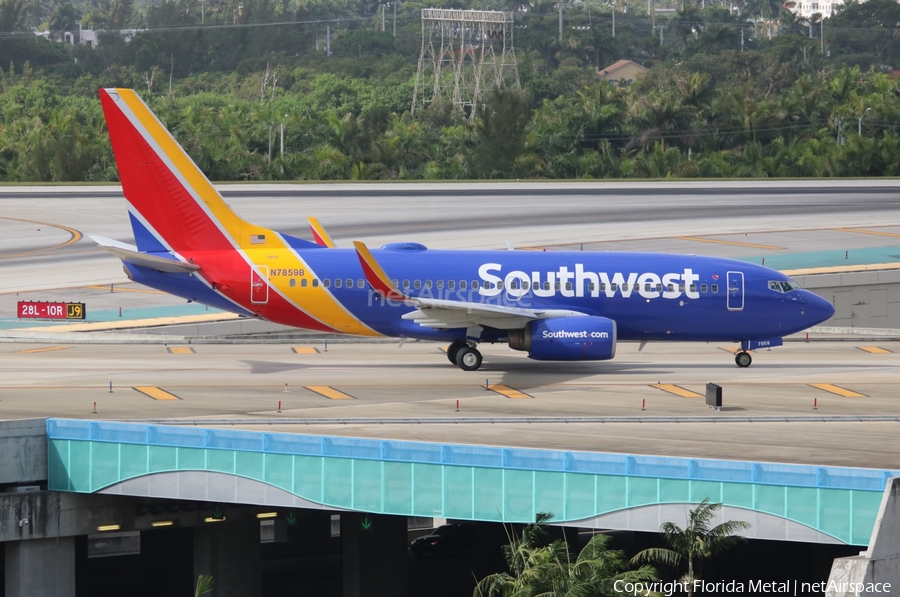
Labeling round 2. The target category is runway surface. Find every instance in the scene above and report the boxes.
[2,181,900,471]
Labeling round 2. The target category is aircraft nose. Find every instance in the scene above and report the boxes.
[804,291,835,325]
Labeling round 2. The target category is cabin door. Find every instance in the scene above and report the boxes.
[726,271,744,311]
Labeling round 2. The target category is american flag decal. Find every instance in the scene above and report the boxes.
[250,234,266,244]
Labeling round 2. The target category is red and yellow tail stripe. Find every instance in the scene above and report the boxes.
[101,88,379,336]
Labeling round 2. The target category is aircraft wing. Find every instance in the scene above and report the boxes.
[91,235,200,273]
[402,298,586,330]
[353,241,586,330]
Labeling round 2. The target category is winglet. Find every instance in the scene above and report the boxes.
[353,241,409,301]
[308,217,336,248]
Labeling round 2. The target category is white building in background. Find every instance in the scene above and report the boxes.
[788,0,847,19]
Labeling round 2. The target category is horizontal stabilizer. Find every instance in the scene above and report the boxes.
[91,236,200,273]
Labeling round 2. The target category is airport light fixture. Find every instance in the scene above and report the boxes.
[256,512,278,519]
[859,107,872,135]
[151,520,174,527]
[96,524,121,532]
[204,516,226,523]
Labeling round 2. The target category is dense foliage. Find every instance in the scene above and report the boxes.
[2,0,900,181]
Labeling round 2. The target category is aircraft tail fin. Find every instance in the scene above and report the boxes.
[99,88,272,255]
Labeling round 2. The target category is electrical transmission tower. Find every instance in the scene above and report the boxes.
[411,9,520,119]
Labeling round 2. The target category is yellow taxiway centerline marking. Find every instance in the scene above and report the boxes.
[133,386,181,400]
[857,346,892,354]
[167,346,196,354]
[834,227,900,238]
[673,236,785,250]
[808,383,867,398]
[488,384,532,399]
[653,384,704,398]
[14,346,72,354]
[305,385,355,400]
[291,347,320,354]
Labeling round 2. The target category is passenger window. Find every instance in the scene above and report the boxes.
[565,282,573,291]
[701,284,708,293]
[622,284,629,292]
[459,280,467,290]
[323,279,331,288]
[667,284,674,292]
[644,283,652,292]
[471,280,479,289]
[690,284,697,293]
[523,281,530,290]
[678,284,685,292]
[334,279,342,288]
[543,282,550,291]
[414,280,421,289]
[497,281,504,290]
[346,279,353,288]
[610,283,618,291]
[656,283,663,292]
[289,279,296,287]
[403,280,410,289]
[599,283,606,291]
[510,280,520,290]
[312,279,319,288]
[425,280,432,289]
[554,282,561,291]
[358,279,364,288]
[437,280,444,289]
[588,282,595,292]
[301,279,308,288]
[392,279,398,287]
[711,284,718,293]
[448,280,455,290]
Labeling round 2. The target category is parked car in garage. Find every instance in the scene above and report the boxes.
[409,524,476,556]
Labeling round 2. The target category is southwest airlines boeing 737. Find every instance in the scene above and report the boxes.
[92,88,835,371]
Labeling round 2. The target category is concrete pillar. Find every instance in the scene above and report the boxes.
[827,477,900,596]
[194,521,261,597]
[342,513,408,597]
[6,536,75,597]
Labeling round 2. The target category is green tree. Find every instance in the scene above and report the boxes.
[474,513,657,597]
[631,499,749,597]
[472,88,533,178]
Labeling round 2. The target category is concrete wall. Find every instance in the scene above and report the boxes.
[794,270,900,330]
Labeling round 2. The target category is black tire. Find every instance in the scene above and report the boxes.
[735,351,752,368]
[455,347,483,371]
[447,341,467,365]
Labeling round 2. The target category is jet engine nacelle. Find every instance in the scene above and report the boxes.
[508,316,617,361]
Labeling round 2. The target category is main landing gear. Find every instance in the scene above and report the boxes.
[734,351,752,368]
[446,340,483,371]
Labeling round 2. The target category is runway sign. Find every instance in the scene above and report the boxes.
[17,301,86,320]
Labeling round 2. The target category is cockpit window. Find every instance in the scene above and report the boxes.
[768,280,801,293]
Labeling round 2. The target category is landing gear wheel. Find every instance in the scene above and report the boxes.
[456,347,483,371]
[735,351,752,368]
[447,341,467,365]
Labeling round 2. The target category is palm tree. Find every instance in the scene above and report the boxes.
[194,574,213,596]
[474,513,658,597]
[631,499,749,597]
